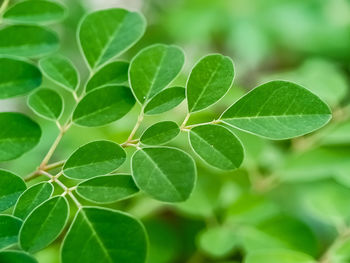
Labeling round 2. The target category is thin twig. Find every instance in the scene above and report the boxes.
[183,119,220,130]
[44,160,65,171]
[180,113,190,129]
[127,107,145,142]
[68,192,82,208]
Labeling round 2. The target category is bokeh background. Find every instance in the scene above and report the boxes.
[2,0,350,262]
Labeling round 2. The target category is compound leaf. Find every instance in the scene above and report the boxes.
[0,215,22,250]
[0,170,26,212]
[63,140,126,180]
[140,121,180,145]
[131,147,196,202]
[245,249,316,263]
[0,251,38,263]
[221,81,332,140]
[129,44,185,104]
[28,88,63,120]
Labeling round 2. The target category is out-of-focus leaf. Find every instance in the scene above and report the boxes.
[245,249,316,263]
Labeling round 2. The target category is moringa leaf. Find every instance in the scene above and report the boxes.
[140,121,180,145]
[39,55,79,91]
[221,81,332,140]
[79,8,146,69]
[131,147,196,202]
[0,170,26,212]
[189,124,244,170]
[63,140,126,180]
[129,44,185,104]
[0,251,38,263]
[76,174,139,203]
[73,85,135,127]
[3,0,67,25]
[13,182,53,220]
[187,54,234,113]
[0,215,22,250]
[0,25,59,57]
[0,112,41,161]
[245,249,316,263]
[0,57,42,99]
[86,61,129,93]
[61,207,147,263]
[144,86,185,115]
[27,88,63,120]
[19,196,69,253]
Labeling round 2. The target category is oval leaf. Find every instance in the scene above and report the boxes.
[28,88,63,120]
[39,55,79,91]
[0,57,42,99]
[0,215,22,250]
[86,61,129,93]
[79,8,146,69]
[19,196,69,253]
[3,0,66,24]
[131,147,196,202]
[144,86,185,115]
[63,140,126,180]
[0,25,59,57]
[0,251,38,263]
[0,112,41,161]
[73,85,135,127]
[189,124,244,170]
[61,207,147,263]
[221,81,332,140]
[140,121,180,145]
[13,182,53,220]
[0,170,26,212]
[187,54,234,113]
[129,44,185,104]
[76,174,139,203]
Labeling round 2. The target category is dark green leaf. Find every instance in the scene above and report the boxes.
[0,251,38,263]
[0,215,22,250]
[141,121,180,145]
[0,170,26,212]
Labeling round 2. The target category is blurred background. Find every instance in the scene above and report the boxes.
[2,0,350,262]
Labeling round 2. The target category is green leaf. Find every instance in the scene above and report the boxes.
[3,0,66,25]
[221,81,332,140]
[329,238,350,263]
[0,57,42,99]
[79,8,146,69]
[129,44,185,104]
[73,85,135,127]
[76,174,139,203]
[144,86,185,115]
[0,215,22,250]
[0,112,41,161]
[141,121,180,145]
[189,124,244,170]
[27,88,63,120]
[187,54,234,113]
[131,147,196,202]
[245,250,316,263]
[39,55,79,91]
[0,25,59,57]
[0,169,26,211]
[0,251,38,263]
[13,182,53,220]
[19,196,69,253]
[63,140,126,180]
[61,207,147,263]
[86,61,129,93]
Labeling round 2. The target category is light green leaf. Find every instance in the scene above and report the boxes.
[140,121,180,145]
[79,8,146,69]
[0,170,26,212]
[144,86,185,115]
[86,61,129,93]
[13,182,53,220]
[245,250,316,263]
[189,124,244,170]
[73,85,135,127]
[187,54,234,113]
[0,25,59,57]
[0,251,38,263]
[76,174,139,203]
[0,215,22,250]
[39,55,79,91]
[330,238,350,263]
[61,207,147,263]
[221,81,332,140]
[19,196,69,253]
[131,147,196,202]
[28,88,63,120]
[0,57,42,99]
[0,112,41,161]
[3,0,66,24]
[129,44,185,104]
[63,140,126,180]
